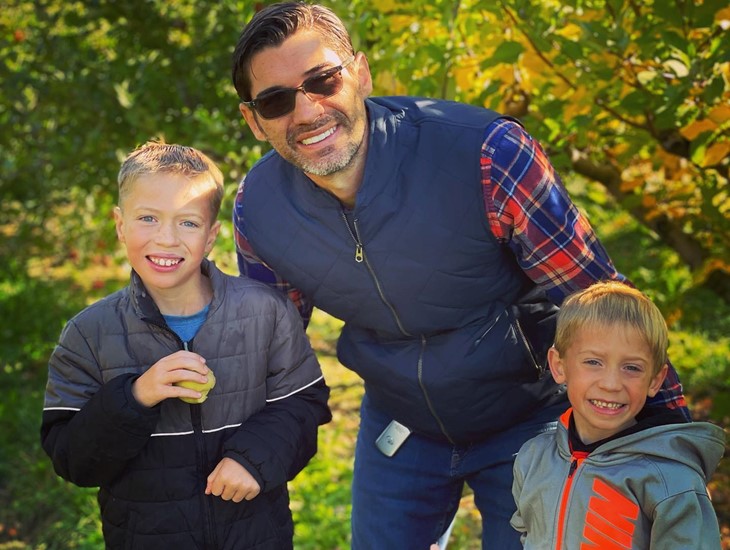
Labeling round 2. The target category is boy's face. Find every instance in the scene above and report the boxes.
[548,324,668,445]
[114,173,220,300]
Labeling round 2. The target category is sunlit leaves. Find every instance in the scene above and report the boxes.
[349,0,728,303]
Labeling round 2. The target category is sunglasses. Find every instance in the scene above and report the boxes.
[242,56,356,119]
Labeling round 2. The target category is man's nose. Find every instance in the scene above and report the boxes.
[292,89,326,123]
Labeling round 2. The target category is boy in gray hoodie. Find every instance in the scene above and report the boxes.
[511,281,725,549]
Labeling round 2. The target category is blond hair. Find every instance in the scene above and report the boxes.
[118,141,225,222]
[554,281,668,374]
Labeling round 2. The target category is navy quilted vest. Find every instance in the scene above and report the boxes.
[240,97,563,443]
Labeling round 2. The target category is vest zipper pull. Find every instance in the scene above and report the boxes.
[355,243,364,263]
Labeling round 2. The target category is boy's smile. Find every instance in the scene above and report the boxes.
[548,324,668,445]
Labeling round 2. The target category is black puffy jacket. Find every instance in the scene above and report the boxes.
[41,260,331,549]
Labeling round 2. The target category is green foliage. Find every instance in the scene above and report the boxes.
[289,457,353,549]
[1,0,260,269]
[345,0,730,300]
[0,367,103,549]
[0,273,83,371]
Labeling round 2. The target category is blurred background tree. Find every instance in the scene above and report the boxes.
[1,0,728,547]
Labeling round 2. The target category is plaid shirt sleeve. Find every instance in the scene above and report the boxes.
[481,119,687,415]
[233,179,313,326]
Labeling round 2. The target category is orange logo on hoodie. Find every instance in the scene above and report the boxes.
[581,478,639,549]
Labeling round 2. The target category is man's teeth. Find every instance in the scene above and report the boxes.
[150,257,181,267]
[591,400,623,410]
[302,127,335,145]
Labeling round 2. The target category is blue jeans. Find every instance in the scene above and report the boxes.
[351,394,567,549]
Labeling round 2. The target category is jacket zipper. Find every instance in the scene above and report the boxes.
[183,341,217,550]
[341,212,456,441]
[555,454,586,549]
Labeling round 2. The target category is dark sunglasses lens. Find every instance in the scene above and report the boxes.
[257,90,297,119]
[304,71,342,97]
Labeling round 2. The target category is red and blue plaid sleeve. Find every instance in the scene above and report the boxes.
[233,179,313,326]
[481,119,687,415]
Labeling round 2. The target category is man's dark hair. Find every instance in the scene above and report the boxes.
[232,2,354,101]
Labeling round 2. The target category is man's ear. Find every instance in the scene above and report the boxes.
[239,103,268,142]
[548,347,567,384]
[354,52,373,98]
[647,363,669,398]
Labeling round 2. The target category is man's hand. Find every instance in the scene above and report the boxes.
[131,350,210,407]
[205,457,261,502]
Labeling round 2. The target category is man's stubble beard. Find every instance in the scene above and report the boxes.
[281,108,366,177]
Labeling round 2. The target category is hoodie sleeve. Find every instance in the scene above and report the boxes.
[650,489,721,549]
[221,296,331,491]
[510,453,528,544]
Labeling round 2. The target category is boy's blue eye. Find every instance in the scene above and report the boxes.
[139,215,155,223]
[182,220,200,228]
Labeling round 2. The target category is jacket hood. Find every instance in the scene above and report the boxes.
[557,408,726,480]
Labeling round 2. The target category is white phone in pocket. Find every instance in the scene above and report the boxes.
[375,420,412,457]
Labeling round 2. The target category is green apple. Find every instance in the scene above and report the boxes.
[176,370,216,404]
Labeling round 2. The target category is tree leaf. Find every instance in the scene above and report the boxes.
[486,41,524,65]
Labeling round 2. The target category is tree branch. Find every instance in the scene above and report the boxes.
[500,1,650,133]
[570,154,730,302]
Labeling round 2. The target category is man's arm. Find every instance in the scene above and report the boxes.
[481,119,687,414]
[233,179,313,325]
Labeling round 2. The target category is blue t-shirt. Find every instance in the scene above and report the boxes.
[163,304,210,343]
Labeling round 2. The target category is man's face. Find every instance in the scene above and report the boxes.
[239,30,372,179]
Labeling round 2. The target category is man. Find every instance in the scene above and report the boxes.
[230,3,688,548]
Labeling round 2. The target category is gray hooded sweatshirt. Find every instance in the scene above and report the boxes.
[512,407,725,549]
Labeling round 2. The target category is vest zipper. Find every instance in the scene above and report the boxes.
[183,341,217,550]
[340,212,454,440]
[514,316,541,374]
[340,211,411,337]
[474,311,504,347]
[417,335,454,444]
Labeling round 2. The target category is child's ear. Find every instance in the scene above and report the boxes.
[113,206,125,243]
[204,220,221,256]
[548,346,566,384]
[647,363,669,398]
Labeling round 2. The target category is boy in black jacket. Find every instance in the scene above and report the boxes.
[41,141,331,549]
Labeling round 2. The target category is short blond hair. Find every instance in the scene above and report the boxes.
[118,141,225,222]
[554,281,668,374]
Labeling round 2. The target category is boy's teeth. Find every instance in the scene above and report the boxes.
[591,400,623,409]
[302,127,335,145]
[150,257,180,267]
